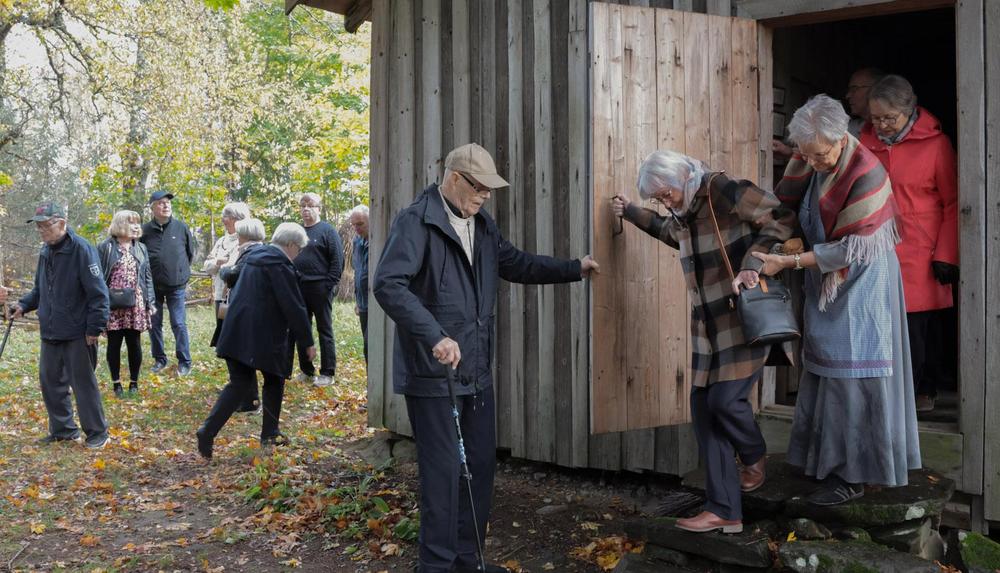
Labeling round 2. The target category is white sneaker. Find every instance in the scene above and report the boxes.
[313,375,333,387]
[293,372,315,384]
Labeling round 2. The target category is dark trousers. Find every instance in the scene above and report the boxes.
[40,338,108,441]
[359,310,368,365]
[200,359,284,440]
[907,308,955,398]
[292,281,336,377]
[690,372,766,521]
[107,329,142,382]
[150,286,191,367]
[406,390,496,573]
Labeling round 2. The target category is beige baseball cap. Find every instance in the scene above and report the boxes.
[444,143,509,189]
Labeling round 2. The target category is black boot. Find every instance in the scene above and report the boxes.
[196,427,214,460]
[128,381,138,395]
[113,382,124,398]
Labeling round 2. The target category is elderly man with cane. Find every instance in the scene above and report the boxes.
[374,143,599,573]
[13,202,111,449]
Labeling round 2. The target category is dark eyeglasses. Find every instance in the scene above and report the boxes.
[459,173,492,194]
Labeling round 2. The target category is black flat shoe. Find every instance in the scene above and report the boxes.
[128,381,138,394]
[260,433,290,447]
[196,428,213,460]
[113,383,124,398]
[808,480,864,506]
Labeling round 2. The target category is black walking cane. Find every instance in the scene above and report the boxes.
[447,366,488,572]
[0,314,14,363]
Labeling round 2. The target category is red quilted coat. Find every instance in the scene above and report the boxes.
[860,107,957,312]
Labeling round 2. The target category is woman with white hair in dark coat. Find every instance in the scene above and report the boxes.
[196,222,316,459]
[755,94,921,506]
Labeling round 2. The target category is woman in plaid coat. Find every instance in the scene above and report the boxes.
[613,151,795,534]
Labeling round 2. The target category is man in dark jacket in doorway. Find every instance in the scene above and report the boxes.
[291,192,344,388]
[13,202,111,449]
[141,190,196,376]
[374,143,599,573]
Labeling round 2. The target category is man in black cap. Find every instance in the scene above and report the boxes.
[140,190,196,376]
[12,202,111,449]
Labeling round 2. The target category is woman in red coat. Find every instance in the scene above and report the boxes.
[860,74,958,413]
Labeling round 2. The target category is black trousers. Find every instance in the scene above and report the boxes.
[106,329,142,382]
[40,338,108,441]
[406,390,495,573]
[359,310,368,365]
[200,359,284,441]
[907,308,955,398]
[291,281,336,377]
[690,372,766,521]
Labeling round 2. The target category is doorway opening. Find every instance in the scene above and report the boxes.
[767,6,959,428]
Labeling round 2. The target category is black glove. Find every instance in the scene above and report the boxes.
[931,261,959,285]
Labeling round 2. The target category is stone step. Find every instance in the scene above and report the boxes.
[779,540,941,573]
[624,517,772,569]
[682,454,955,527]
[613,552,696,573]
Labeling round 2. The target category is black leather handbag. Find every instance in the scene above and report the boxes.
[109,287,136,310]
[705,174,801,347]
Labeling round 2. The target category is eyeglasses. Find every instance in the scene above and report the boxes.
[35,218,62,231]
[799,143,838,163]
[459,172,492,194]
[870,111,904,126]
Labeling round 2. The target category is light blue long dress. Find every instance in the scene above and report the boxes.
[786,172,922,487]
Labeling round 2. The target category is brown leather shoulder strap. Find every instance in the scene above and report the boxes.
[704,171,736,282]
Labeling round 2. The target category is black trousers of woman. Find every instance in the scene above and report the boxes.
[690,371,766,521]
[106,329,142,382]
[200,359,284,441]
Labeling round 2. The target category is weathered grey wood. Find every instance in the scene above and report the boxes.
[421,0,443,188]
[624,429,656,472]
[982,0,1000,520]
[451,0,471,145]
[705,0,729,16]
[567,0,590,467]
[493,0,512,452]
[673,0,694,10]
[527,0,557,463]
[504,0,528,458]
[756,24,773,191]
[366,0,391,430]
[957,0,986,498]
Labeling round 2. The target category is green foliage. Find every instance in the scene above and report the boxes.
[204,0,240,10]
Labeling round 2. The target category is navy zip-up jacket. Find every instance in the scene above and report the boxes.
[140,216,195,289]
[373,184,583,398]
[19,229,110,341]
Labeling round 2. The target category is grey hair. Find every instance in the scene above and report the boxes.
[349,204,369,218]
[637,150,702,200]
[222,202,251,221]
[235,217,266,242]
[787,94,850,146]
[299,192,322,206]
[868,74,917,116]
[271,222,309,248]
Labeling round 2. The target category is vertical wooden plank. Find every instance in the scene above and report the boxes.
[957,0,986,497]
[385,0,417,436]
[505,1,528,458]
[590,2,628,435]
[452,0,471,145]
[527,0,556,463]
[567,0,590,467]
[705,0,729,16]
[620,4,658,469]
[683,12,711,161]
[707,14,732,173]
[981,0,1000,519]
[756,25,774,191]
[494,0,513,452]
[729,18,758,182]
[551,0,574,467]
[673,0,694,11]
[654,6,690,440]
[366,0,391,431]
[421,0,443,188]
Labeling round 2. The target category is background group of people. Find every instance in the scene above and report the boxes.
[3,190,372,456]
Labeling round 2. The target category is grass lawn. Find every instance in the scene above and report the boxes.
[0,301,418,572]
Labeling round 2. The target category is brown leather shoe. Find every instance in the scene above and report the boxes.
[675,511,743,534]
[740,456,766,492]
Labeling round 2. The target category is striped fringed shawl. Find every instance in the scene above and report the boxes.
[775,134,899,310]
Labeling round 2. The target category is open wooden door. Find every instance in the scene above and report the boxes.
[591,3,763,434]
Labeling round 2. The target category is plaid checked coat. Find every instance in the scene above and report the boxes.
[624,172,796,387]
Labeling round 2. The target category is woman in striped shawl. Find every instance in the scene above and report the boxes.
[755,94,921,506]
[612,151,795,534]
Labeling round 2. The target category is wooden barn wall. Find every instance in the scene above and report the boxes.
[368,0,730,475]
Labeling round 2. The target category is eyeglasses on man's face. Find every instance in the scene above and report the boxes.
[459,172,492,195]
[870,111,904,127]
